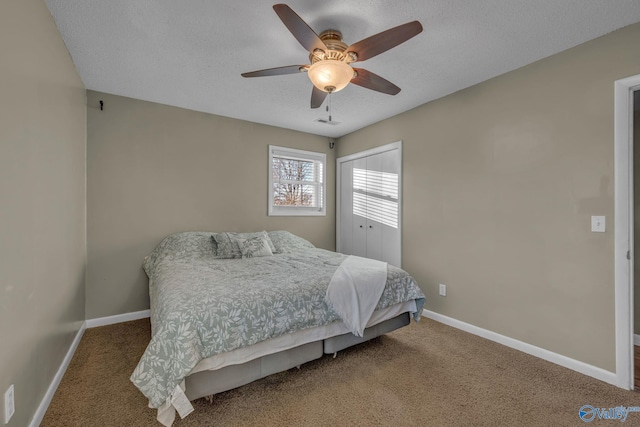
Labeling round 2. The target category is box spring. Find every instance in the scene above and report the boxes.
[184,312,410,401]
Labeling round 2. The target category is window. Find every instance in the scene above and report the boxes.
[268,145,326,216]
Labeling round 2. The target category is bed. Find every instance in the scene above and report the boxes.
[131,230,425,426]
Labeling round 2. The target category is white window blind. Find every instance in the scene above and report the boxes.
[268,145,326,216]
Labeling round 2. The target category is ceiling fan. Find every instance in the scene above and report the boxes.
[241,4,423,109]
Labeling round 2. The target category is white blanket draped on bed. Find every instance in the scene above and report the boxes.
[325,255,388,337]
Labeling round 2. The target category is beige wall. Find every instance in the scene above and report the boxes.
[0,1,86,426]
[337,23,640,372]
[86,91,335,318]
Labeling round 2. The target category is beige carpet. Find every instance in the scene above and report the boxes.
[41,318,639,426]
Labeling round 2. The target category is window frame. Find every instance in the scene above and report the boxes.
[268,145,326,217]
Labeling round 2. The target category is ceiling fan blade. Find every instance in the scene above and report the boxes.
[311,86,328,109]
[273,4,327,53]
[241,65,307,78]
[346,21,423,62]
[351,68,401,95]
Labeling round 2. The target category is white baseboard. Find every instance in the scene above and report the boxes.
[29,321,87,427]
[634,334,640,346]
[85,309,150,328]
[422,309,618,387]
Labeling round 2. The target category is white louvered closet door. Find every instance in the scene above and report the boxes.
[338,144,401,267]
[339,160,354,256]
[351,156,368,258]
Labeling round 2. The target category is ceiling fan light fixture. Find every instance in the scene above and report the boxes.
[308,60,353,93]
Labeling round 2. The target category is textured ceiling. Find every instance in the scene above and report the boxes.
[45,0,640,138]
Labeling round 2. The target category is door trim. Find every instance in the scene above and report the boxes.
[336,141,403,264]
[614,74,640,389]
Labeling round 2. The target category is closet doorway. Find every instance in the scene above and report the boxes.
[336,141,402,267]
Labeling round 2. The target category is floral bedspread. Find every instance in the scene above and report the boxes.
[130,232,425,408]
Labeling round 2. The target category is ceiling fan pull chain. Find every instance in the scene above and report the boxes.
[328,92,332,122]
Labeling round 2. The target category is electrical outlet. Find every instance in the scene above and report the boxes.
[439,283,446,296]
[4,384,14,424]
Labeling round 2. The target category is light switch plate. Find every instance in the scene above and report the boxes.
[591,216,605,232]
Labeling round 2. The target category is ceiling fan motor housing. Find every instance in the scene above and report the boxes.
[308,30,356,93]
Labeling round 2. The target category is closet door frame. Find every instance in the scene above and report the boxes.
[336,140,403,265]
